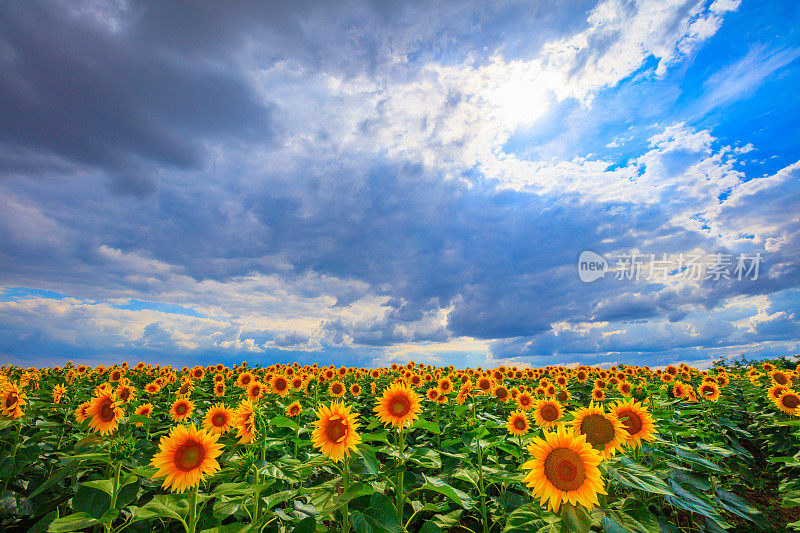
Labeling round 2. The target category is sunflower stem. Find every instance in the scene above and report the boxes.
[293,420,300,460]
[188,483,199,533]
[396,426,406,522]
[435,402,441,448]
[109,462,122,512]
[11,418,22,456]
[472,398,489,533]
[342,456,351,533]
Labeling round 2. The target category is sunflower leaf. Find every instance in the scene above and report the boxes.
[270,416,300,431]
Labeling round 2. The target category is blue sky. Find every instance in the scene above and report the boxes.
[1,0,799,370]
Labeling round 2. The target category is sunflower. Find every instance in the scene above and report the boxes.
[774,390,800,416]
[135,403,154,418]
[349,383,362,396]
[494,385,511,402]
[286,401,302,417]
[271,375,290,397]
[176,380,194,398]
[426,388,441,402]
[151,424,223,493]
[236,372,255,389]
[555,389,571,403]
[533,399,563,429]
[246,381,265,402]
[672,382,688,398]
[521,425,606,512]
[214,382,226,397]
[506,410,530,436]
[516,391,535,411]
[329,381,346,398]
[170,398,194,422]
[311,402,362,462]
[74,400,91,423]
[87,391,123,434]
[770,371,793,388]
[697,382,721,402]
[116,385,135,404]
[456,381,472,405]
[768,384,789,401]
[288,376,303,391]
[203,404,234,434]
[570,403,625,459]
[591,388,605,402]
[374,382,422,428]
[477,377,493,394]
[610,399,657,448]
[617,381,632,397]
[438,378,453,394]
[52,384,66,404]
[433,389,448,403]
[145,382,161,394]
[234,400,255,444]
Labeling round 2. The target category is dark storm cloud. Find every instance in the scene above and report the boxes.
[0,2,273,195]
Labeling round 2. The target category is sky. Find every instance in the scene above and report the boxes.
[1,0,799,370]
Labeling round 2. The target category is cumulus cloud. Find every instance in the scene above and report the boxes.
[1,0,797,368]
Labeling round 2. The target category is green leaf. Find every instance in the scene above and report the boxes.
[607,458,673,496]
[561,503,591,533]
[258,462,299,482]
[674,448,720,472]
[270,416,300,431]
[263,489,297,510]
[73,485,110,520]
[357,444,381,476]
[212,496,241,520]
[668,469,709,492]
[200,524,254,533]
[361,430,389,444]
[31,462,83,497]
[714,489,762,523]
[452,467,480,487]
[128,414,155,425]
[601,516,629,533]
[501,502,545,533]
[131,494,189,522]
[418,523,443,533]
[81,473,137,497]
[47,512,99,532]
[665,480,729,530]
[30,510,58,533]
[694,443,734,457]
[0,455,16,479]
[352,493,403,533]
[408,448,442,469]
[292,516,317,533]
[431,509,463,530]
[417,475,474,509]
[414,419,441,435]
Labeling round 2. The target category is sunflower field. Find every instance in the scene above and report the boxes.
[1,359,800,533]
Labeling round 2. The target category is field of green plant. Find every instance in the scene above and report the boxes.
[1,359,799,532]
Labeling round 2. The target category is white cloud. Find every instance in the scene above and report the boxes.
[701,44,800,111]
